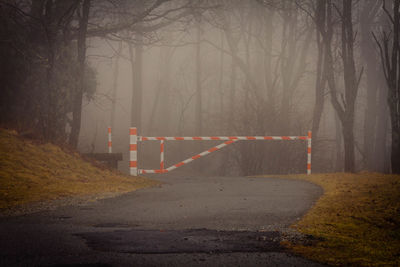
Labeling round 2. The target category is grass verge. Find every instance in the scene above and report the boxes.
[262,173,400,266]
[0,128,159,211]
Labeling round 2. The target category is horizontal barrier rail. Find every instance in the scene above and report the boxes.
[123,127,311,176]
[141,136,307,141]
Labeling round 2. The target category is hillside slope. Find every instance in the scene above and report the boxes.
[0,129,158,211]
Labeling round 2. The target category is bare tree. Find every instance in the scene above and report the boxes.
[69,0,90,148]
[311,0,327,161]
[360,0,382,170]
[373,0,400,173]
[323,0,362,173]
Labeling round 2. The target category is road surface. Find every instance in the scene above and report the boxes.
[0,174,325,266]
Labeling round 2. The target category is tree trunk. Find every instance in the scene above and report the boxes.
[390,125,400,173]
[361,0,380,170]
[69,0,90,148]
[374,0,400,173]
[158,44,173,134]
[110,41,122,130]
[342,116,355,171]
[311,1,327,161]
[128,33,143,132]
[195,17,202,135]
[324,0,360,172]
[374,78,389,172]
[335,112,343,171]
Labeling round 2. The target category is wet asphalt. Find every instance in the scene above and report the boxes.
[0,174,325,266]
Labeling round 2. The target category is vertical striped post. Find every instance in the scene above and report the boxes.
[307,131,312,175]
[160,140,164,172]
[108,127,112,153]
[129,127,138,176]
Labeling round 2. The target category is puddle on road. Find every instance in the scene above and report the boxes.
[77,229,283,254]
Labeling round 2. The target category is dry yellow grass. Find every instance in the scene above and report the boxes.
[0,129,159,210]
[262,173,400,266]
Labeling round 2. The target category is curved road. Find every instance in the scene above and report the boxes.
[0,174,325,266]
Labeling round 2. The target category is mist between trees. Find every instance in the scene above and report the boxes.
[1,0,399,175]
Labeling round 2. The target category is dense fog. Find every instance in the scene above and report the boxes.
[1,0,398,175]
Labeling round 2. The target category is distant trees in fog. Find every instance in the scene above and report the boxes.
[1,0,399,174]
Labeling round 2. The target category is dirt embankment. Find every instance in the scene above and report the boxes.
[0,128,159,214]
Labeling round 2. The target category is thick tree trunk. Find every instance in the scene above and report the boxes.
[374,79,389,172]
[311,30,326,161]
[361,0,380,170]
[69,0,90,148]
[323,0,359,173]
[391,126,400,173]
[374,0,400,173]
[69,2,88,147]
[343,117,355,172]
[335,112,343,171]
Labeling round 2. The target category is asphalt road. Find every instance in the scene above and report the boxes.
[0,174,325,266]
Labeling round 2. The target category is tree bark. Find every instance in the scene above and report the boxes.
[69,0,90,148]
[311,0,327,157]
[361,0,381,170]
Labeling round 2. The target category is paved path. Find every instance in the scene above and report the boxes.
[0,175,325,266]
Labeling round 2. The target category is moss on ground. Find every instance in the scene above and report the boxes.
[0,129,159,210]
[262,173,400,266]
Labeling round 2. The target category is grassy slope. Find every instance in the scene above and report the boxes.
[0,129,159,210]
[265,173,400,266]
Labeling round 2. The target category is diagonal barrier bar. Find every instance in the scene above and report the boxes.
[140,140,237,174]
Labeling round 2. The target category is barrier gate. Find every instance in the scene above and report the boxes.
[108,127,312,176]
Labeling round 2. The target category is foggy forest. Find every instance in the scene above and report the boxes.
[1,0,400,176]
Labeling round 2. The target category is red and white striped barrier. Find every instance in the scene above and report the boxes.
[126,127,312,176]
[307,131,312,175]
[141,136,308,141]
[129,127,138,176]
[108,127,112,153]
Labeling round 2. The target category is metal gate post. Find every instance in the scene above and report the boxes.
[307,131,312,175]
[160,140,165,172]
[129,127,138,176]
[108,127,112,153]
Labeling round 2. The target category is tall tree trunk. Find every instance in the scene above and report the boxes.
[69,0,90,148]
[129,33,143,132]
[324,0,360,172]
[158,43,173,134]
[311,0,327,159]
[374,78,389,172]
[361,0,381,170]
[110,41,122,130]
[335,112,343,171]
[374,0,400,173]
[195,17,202,135]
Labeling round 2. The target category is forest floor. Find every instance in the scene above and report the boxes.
[259,172,400,266]
[0,128,159,214]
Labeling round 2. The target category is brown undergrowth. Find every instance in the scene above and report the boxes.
[0,128,159,211]
[262,173,400,266]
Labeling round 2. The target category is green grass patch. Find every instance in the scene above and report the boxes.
[261,173,400,266]
[0,128,159,210]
